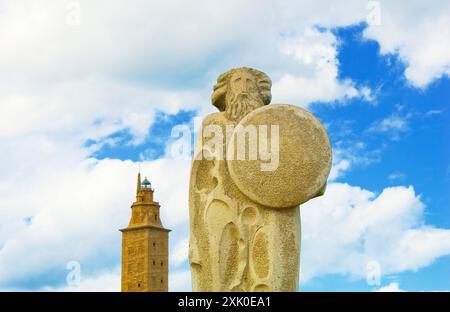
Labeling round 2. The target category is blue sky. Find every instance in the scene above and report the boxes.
[303,24,450,291]
[0,1,449,292]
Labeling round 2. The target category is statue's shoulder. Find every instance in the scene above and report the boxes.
[202,112,228,127]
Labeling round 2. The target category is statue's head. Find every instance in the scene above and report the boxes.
[212,67,272,122]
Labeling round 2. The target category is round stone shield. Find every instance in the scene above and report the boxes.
[227,104,332,208]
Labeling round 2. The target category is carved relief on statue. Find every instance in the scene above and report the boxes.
[188,67,332,291]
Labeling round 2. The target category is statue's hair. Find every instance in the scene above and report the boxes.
[211,67,272,111]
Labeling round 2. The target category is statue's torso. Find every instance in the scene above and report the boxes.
[189,112,300,292]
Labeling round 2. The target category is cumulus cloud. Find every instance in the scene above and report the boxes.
[40,265,191,292]
[1,1,447,96]
[169,270,192,292]
[328,140,381,182]
[171,238,189,267]
[43,268,121,292]
[0,78,203,144]
[300,183,450,283]
[0,152,191,287]
[272,27,365,106]
[363,0,450,88]
[368,115,409,133]
[388,172,407,182]
[329,159,351,181]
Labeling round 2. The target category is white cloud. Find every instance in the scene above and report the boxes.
[0,1,267,81]
[272,27,365,106]
[0,153,191,287]
[45,267,192,292]
[169,270,191,292]
[301,183,450,283]
[424,110,443,118]
[375,282,405,292]
[329,159,351,181]
[367,112,411,140]
[328,141,380,182]
[360,86,376,103]
[388,172,407,182]
[375,282,450,292]
[1,0,450,292]
[0,1,447,100]
[0,78,204,144]
[44,268,121,292]
[363,1,450,88]
[370,115,409,133]
[171,238,189,267]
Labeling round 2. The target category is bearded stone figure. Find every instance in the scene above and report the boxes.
[189,67,332,291]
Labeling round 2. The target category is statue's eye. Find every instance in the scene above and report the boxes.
[246,79,257,91]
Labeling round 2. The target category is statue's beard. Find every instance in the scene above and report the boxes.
[225,91,265,122]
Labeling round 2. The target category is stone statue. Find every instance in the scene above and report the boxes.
[189,67,332,291]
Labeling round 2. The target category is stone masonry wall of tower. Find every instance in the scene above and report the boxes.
[120,174,170,292]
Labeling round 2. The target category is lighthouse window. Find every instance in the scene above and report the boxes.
[160,279,163,284]
[154,214,157,221]
[153,260,155,265]
[161,261,163,266]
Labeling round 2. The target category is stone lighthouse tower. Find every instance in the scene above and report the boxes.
[120,173,170,292]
